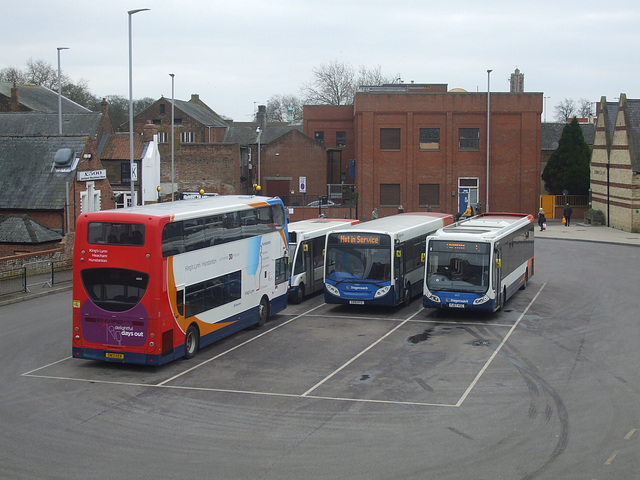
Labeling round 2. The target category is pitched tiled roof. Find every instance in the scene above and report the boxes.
[223,122,303,145]
[0,215,62,244]
[170,98,229,127]
[625,99,640,172]
[98,133,146,160]
[0,82,91,114]
[0,112,103,136]
[0,135,86,210]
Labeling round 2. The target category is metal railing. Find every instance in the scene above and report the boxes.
[0,259,72,297]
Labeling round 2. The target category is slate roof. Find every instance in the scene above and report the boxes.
[0,215,62,244]
[0,112,103,136]
[168,98,228,127]
[541,122,595,151]
[0,135,86,210]
[223,122,303,145]
[0,82,91,114]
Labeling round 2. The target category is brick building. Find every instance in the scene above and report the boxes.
[591,94,640,232]
[304,84,543,219]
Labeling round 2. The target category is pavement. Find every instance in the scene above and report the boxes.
[1,219,638,308]
[537,219,640,246]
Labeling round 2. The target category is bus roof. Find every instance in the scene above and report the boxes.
[435,213,534,241]
[78,195,282,222]
[328,212,454,240]
[288,218,360,241]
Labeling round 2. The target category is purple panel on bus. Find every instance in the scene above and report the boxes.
[80,302,149,347]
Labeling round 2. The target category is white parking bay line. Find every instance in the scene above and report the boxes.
[156,303,325,386]
[455,283,547,407]
[301,308,423,397]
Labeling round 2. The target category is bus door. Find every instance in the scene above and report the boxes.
[493,247,502,307]
[302,241,314,293]
[458,188,470,215]
[311,237,325,293]
[394,246,404,304]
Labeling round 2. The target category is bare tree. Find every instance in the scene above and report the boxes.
[0,66,27,83]
[577,98,593,118]
[355,64,399,88]
[24,58,59,89]
[301,60,356,105]
[266,94,303,123]
[554,98,577,122]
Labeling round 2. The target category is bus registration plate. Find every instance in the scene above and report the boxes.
[349,300,364,305]
[105,352,125,359]
[448,303,465,309]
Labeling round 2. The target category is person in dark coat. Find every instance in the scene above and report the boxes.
[538,208,546,231]
[563,203,573,227]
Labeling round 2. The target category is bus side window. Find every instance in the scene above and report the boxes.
[176,289,184,316]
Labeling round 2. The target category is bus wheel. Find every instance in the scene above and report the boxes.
[520,270,528,290]
[257,296,269,327]
[184,325,199,359]
[499,288,507,311]
[292,283,304,304]
[404,283,412,307]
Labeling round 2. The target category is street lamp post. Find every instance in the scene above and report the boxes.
[544,96,550,123]
[256,127,262,191]
[169,73,175,201]
[57,47,69,135]
[486,69,492,213]
[128,8,149,207]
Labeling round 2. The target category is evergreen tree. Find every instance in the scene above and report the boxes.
[542,118,591,195]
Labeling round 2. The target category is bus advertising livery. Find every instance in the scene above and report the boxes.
[72,195,290,365]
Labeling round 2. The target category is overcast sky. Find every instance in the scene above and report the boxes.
[2,0,639,122]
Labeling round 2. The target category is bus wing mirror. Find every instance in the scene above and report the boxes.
[395,249,401,258]
[421,252,425,263]
[303,243,309,252]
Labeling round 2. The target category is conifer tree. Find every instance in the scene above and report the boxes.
[542,118,591,194]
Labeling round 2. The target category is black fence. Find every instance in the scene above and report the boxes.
[0,259,73,297]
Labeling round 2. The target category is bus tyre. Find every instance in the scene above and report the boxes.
[404,283,412,307]
[520,270,528,290]
[499,288,506,311]
[184,325,199,359]
[257,296,269,327]
[292,284,304,304]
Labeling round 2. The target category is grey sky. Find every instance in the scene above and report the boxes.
[2,0,639,121]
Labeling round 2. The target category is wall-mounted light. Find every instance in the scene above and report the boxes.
[83,153,92,159]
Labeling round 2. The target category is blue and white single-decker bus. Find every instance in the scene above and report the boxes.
[423,212,535,312]
[324,212,454,306]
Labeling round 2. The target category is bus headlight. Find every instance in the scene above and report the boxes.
[473,295,490,305]
[426,291,441,303]
[374,286,391,298]
[325,283,340,297]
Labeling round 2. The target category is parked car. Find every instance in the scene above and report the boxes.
[306,199,341,207]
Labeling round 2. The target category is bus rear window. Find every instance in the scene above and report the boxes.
[88,222,145,246]
[81,268,150,312]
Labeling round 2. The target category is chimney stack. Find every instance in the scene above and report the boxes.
[257,105,267,131]
[143,120,158,142]
[11,83,19,111]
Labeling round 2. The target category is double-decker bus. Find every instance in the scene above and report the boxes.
[72,195,290,365]
[423,212,534,312]
[288,218,359,303]
[324,213,454,306]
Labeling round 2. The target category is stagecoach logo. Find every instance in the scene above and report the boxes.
[347,285,369,291]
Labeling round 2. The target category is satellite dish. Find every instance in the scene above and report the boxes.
[54,148,74,167]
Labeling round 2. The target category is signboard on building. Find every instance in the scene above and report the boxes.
[77,170,107,181]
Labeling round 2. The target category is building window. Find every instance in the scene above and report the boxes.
[174,118,182,126]
[419,184,440,207]
[121,163,131,185]
[152,119,161,125]
[158,131,168,143]
[419,128,440,151]
[336,131,346,147]
[459,128,480,151]
[160,104,165,114]
[380,184,400,206]
[315,131,324,144]
[380,128,401,150]
[180,131,194,143]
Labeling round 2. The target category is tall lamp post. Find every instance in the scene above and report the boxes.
[57,47,69,135]
[169,73,175,201]
[256,126,262,191]
[486,69,492,213]
[128,8,149,207]
[544,96,550,123]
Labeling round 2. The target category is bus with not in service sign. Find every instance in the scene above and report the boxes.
[288,218,359,303]
[324,212,454,306]
[72,195,290,365]
[423,213,534,312]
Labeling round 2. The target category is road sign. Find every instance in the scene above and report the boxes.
[299,176,306,193]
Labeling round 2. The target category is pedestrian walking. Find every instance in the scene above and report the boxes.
[398,204,404,214]
[371,207,378,220]
[563,203,573,227]
[538,208,546,231]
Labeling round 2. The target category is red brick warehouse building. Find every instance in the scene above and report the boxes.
[304,84,543,219]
